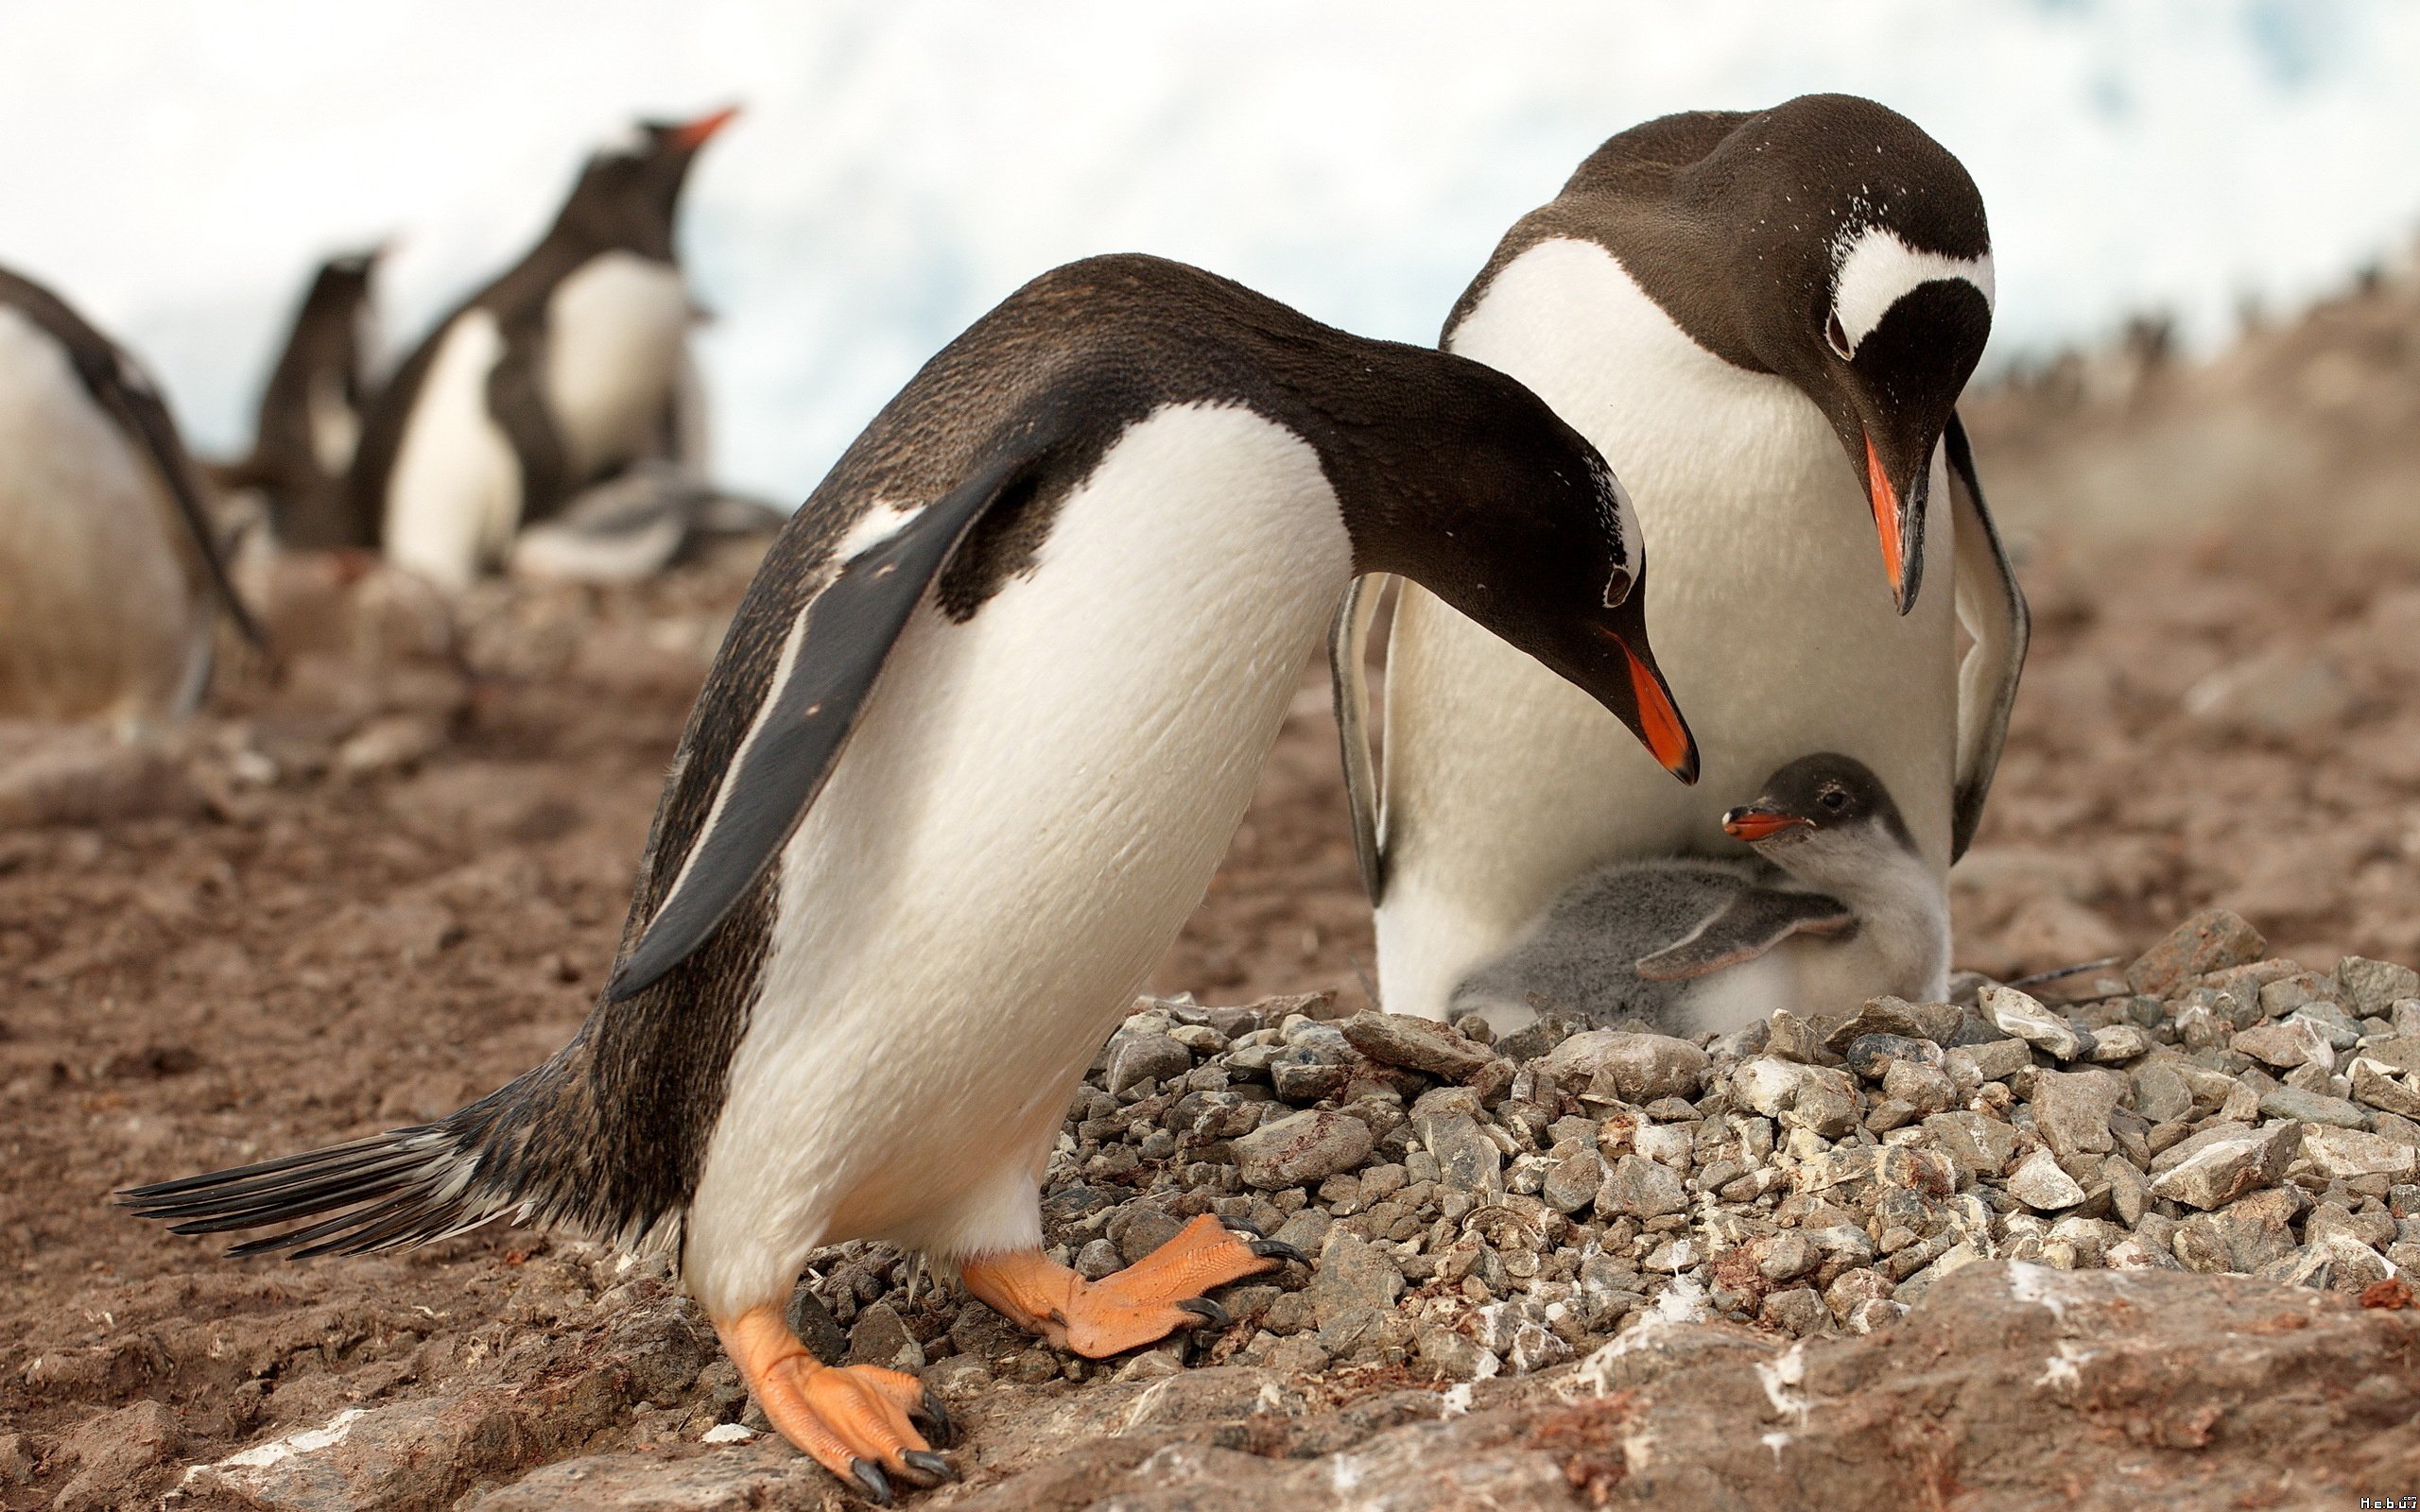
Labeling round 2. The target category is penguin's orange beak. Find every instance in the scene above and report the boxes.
[1618,638,1697,782]
[671,106,740,150]
[1863,433,1914,613]
[1722,806,1810,843]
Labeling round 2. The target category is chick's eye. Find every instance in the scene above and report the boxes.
[1820,788,1848,811]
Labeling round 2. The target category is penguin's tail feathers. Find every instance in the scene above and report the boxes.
[117,1075,651,1261]
[119,1122,516,1259]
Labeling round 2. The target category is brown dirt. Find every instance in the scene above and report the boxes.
[8,300,2420,1503]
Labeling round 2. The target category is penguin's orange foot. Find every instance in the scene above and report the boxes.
[713,1305,955,1503]
[959,1213,1306,1357]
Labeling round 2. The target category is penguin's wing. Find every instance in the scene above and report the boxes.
[1633,888,1853,982]
[1329,573,1390,903]
[486,316,572,525]
[1945,410,2030,861]
[604,444,1049,1002]
[88,352,264,647]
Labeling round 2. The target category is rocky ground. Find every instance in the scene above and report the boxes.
[9,278,2420,1506]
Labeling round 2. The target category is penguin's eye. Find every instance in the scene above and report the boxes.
[1825,310,1853,360]
[1820,787,1848,811]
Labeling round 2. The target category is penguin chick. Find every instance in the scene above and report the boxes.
[216,248,383,551]
[1451,753,1945,1039]
[124,253,1694,1500]
[0,264,259,722]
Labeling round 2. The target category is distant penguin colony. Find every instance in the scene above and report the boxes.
[1450,753,1947,1038]
[1338,93,2029,1022]
[214,247,383,550]
[0,265,257,722]
[125,253,1696,1497]
[347,108,738,588]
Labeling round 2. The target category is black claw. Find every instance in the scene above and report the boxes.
[850,1458,893,1504]
[915,1389,956,1448]
[1176,1297,1231,1329]
[1249,1239,1311,1268]
[902,1449,956,1484]
[1222,1216,1266,1238]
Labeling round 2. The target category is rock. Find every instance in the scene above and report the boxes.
[2127,909,2268,997]
[845,1301,925,1371]
[2183,650,2354,738]
[2131,1060,2197,1124]
[2257,1085,2371,1130]
[1540,1029,1709,1102]
[336,713,449,776]
[2007,1149,2088,1211]
[1758,1287,1830,1336]
[2149,1122,2300,1210]
[2299,1125,2420,1180]
[1340,1012,1495,1081]
[1732,1058,1860,1135]
[0,726,202,830]
[2233,1019,2334,1072]
[470,1439,841,1511]
[2172,1190,2302,1275]
[1766,1010,1830,1064]
[1949,1038,2035,1084]
[2338,956,2420,1018]
[2029,1069,2124,1161]
[2083,1023,2152,1062]
[1412,1108,1504,1201]
[2360,1037,2420,1074]
[1597,1153,1688,1220]
[0,1433,31,1486]
[1307,1230,1405,1334]
[1756,1231,1821,1282]
[1979,987,2088,1061]
[1539,1148,1602,1214]
[1232,1109,1374,1190]
[2351,1059,2420,1118]
[1416,1325,1495,1382]
[53,1400,179,1512]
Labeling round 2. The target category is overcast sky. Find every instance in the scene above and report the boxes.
[4,0,2416,503]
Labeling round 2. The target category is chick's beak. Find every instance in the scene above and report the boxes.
[1721,805,1810,843]
[671,105,741,150]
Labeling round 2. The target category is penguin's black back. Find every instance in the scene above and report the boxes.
[232,253,378,548]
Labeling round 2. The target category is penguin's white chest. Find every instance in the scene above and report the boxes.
[0,308,205,719]
[543,250,689,479]
[382,311,518,589]
[683,403,1354,1315]
[1376,237,1958,1019]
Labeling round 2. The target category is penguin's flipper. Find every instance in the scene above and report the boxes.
[1634,888,1853,982]
[1330,573,1391,904]
[486,318,572,526]
[1945,410,2030,862]
[91,358,264,648]
[605,444,1051,1002]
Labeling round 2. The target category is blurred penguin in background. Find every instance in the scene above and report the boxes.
[214,248,384,552]
[349,108,773,590]
[0,264,258,722]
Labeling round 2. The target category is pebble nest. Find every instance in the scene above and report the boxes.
[777,906,2420,1400]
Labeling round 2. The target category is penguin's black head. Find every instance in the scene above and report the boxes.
[1691,94,1993,615]
[560,107,739,260]
[1721,752,1911,855]
[1364,358,1698,783]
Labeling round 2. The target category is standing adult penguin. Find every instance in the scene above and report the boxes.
[1338,94,2029,1020]
[0,265,258,721]
[125,254,1695,1497]
[216,248,383,550]
[348,108,736,587]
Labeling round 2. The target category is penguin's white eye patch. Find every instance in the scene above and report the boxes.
[1828,226,1995,356]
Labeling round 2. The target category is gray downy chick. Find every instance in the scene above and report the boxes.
[1449,753,1947,1039]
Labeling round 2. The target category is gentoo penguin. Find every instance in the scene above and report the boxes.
[348,108,737,588]
[1337,94,2028,1021]
[215,248,383,550]
[125,254,1694,1497]
[1450,753,1947,1038]
[0,264,258,722]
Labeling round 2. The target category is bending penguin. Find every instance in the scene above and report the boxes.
[348,108,739,588]
[126,254,1695,1498]
[1450,753,1947,1039]
[0,264,258,722]
[1337,93,2028,1020]
[215,248,383,551]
